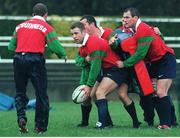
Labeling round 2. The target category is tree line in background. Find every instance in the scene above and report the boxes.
[0,0,180,16]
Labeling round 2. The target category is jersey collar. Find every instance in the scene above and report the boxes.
[32,15,46,22]
[80,33,89,47]
[135,18,141,32]
[98,27,105,37]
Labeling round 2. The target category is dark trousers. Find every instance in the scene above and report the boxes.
[13,53,49,130]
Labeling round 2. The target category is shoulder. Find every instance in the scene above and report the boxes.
[104,27,113,32]
[138,22,153,32]
[41,21,54,30]
[37,21,54,35]
[90,35,106,42]
[88,35,103,44]
[87,36,107,48]
[15,20,29,31]
[35,20,55,34]
[102,28,113,40]
[103,27,113,35]
[136,22,154,37]
[87,37,108,55]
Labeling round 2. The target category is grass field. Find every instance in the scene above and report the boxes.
[0,101,179,137]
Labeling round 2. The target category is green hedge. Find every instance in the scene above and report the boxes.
[49,20,72,36]
[1,17,180,59]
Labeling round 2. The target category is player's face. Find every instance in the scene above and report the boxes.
[122,11,137,29]
[71,27,85,44]
[80,19,92,34]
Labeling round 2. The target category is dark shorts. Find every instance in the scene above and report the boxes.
[147,53,176,79]
[97,66,128,86]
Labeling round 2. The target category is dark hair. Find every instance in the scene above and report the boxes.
[33,3,48,16]
[70,22,85,32]
[80,15,97,27]
[124,7,140,18]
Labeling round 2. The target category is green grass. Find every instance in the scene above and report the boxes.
[0,101,179,137]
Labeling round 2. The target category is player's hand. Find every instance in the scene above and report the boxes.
[116,60,124,68]
[109,34,118,45]
[83,85,92,97]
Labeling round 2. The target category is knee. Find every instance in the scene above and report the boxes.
[95,84,110,99]
[96,86,108,100]
[96,90,105,100]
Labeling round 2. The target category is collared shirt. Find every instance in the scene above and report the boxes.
[135,18,142,32]
[8,15,67,58]
[31,15,46,22]
[99,27,105,37]
[79,27,105,47]
[134,20,174,62]
[80,33,89,47]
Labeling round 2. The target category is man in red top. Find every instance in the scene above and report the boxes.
[75,15,114,128]
[71,22,130,129]
[116,7,176,129]
[8,3,67,133]
[110,19,157,127]
[76,15,140,128]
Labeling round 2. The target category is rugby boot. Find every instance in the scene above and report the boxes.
[18,118,28,133]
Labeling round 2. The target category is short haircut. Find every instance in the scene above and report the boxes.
[80,15,97,27]
[70,22,85,32]
[124,7,140,18]
[33,3,48,16]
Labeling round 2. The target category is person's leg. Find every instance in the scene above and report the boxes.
[95,77,117,128]
[147,53,176,129]
[30,56,49,132]
[13,55,29,133]
[92,82,114,127]
[124,101,141,128]
[118,83,132,106]
[77,98,92,127]
[118,83,141,128]
[77,81,100,127]
[77,67,94,127]
[155,79,172,129]
[139,78,156,127]
[105,106,114,127]
[95,99,109,128]
[140,94,155,126]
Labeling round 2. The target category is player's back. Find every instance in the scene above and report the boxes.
[15,17,52,53]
